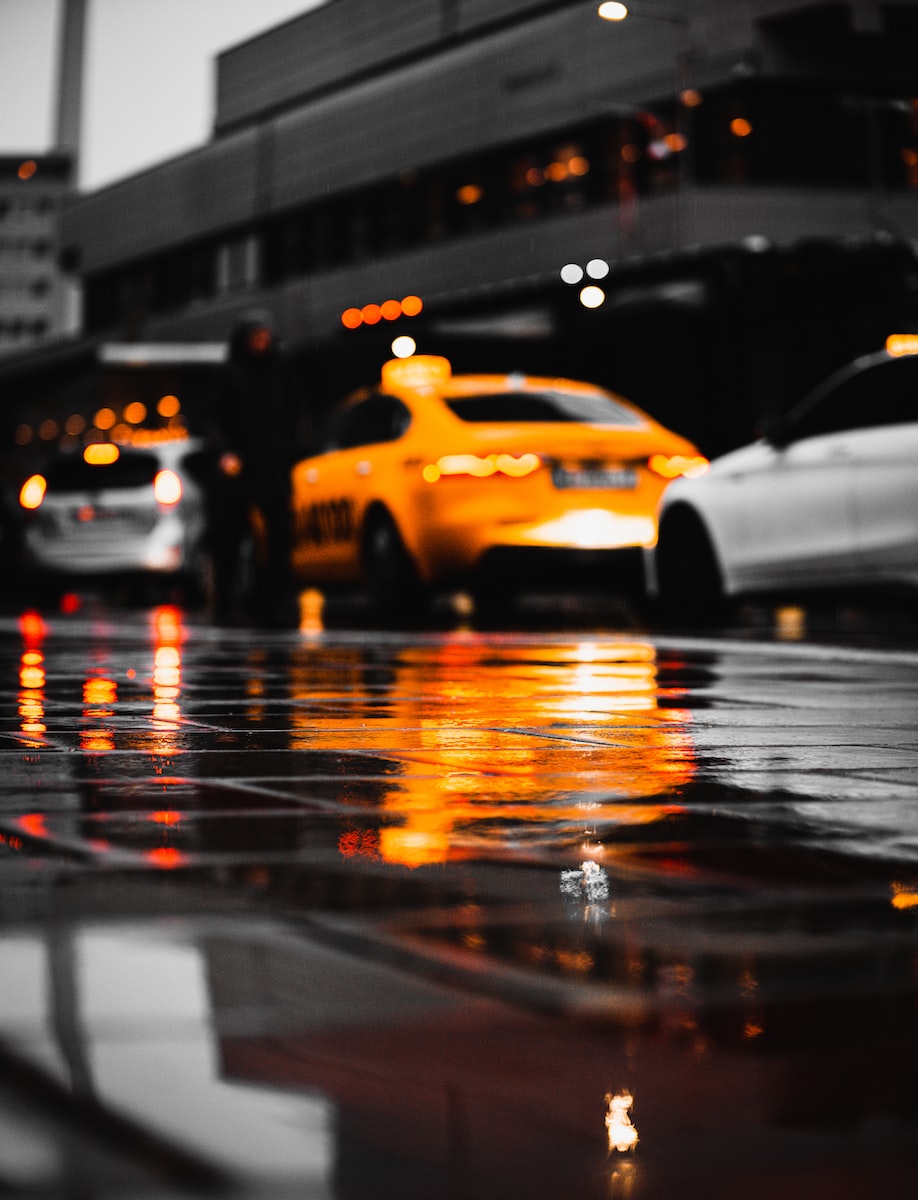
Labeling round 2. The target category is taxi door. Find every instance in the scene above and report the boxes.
[291,396,409,583]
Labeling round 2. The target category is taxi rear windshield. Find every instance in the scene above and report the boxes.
[44,454,160,493]
[445,391,643,426]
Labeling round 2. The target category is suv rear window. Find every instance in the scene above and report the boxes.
[44,453,160,493]
[444,391,643,426]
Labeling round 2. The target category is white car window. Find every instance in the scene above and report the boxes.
[788,356,918,441]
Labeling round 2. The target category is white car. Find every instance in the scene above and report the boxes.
[647,346,918,619]
[18,437,217,597]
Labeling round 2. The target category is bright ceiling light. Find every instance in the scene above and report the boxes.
[579,285,606,309]
[598,2,629,21]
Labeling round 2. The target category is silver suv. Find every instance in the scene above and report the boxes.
[18,437,217,597]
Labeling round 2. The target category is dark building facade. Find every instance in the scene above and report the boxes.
[42,0,918,454]
[0,154,76,357]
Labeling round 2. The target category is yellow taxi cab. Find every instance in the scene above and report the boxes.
[290,355,707,609]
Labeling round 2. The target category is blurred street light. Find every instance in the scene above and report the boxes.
[560,259,611,308]
[597,1,693,248]
[579,285,607,309]
[598,2,688,31]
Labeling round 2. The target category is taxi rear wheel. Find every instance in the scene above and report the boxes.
[362,509,425,618]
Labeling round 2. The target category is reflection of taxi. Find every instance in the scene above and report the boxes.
[284,636,696,870]
[290,356,707,607]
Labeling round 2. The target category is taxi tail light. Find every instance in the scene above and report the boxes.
[422,452,543,483]
[153,469,182,506]
[19,474,47,511]
[648,453,709,480]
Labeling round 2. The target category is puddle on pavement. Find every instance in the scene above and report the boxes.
[2,607,918,1193]
[0,927,336,1192]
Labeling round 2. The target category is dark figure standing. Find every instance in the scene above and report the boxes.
[205,313,302,624]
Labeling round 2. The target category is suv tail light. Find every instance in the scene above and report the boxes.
[19,474,47,510]
[153,469,182,505]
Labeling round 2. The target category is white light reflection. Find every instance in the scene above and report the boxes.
[523,510,655,550]
[561,860,610,903]
[605,1089,639,1154]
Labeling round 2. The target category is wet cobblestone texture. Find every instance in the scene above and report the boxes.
[0,603,917,1198]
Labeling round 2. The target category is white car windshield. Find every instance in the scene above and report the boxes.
[43,453,160,493]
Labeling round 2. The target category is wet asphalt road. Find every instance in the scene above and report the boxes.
[0,593,917,1199]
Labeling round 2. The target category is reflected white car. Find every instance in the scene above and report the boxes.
[647,347,918,618]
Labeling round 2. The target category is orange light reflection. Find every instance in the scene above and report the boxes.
[891,881,918,910]
[144,847,187,869]
[605,1090,639,1154]
[288,638,696,868]
[150,606,185,754]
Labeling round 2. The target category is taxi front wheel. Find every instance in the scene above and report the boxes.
[362,509,427,618]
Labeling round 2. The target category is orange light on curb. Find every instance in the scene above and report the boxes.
[380,299,402,321]
[401,294,423,317]
[341,307,363,329]
[730,117,753,138]
[891,883,918,910]
[361,303,383,325]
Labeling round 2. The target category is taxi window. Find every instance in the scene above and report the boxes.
[789,355,918,441]
[445,390,643,426]
[320,395,411,451]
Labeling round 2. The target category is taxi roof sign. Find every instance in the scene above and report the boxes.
[381,355,451,391]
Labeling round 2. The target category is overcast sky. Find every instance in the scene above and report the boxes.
[0,0,325,190]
